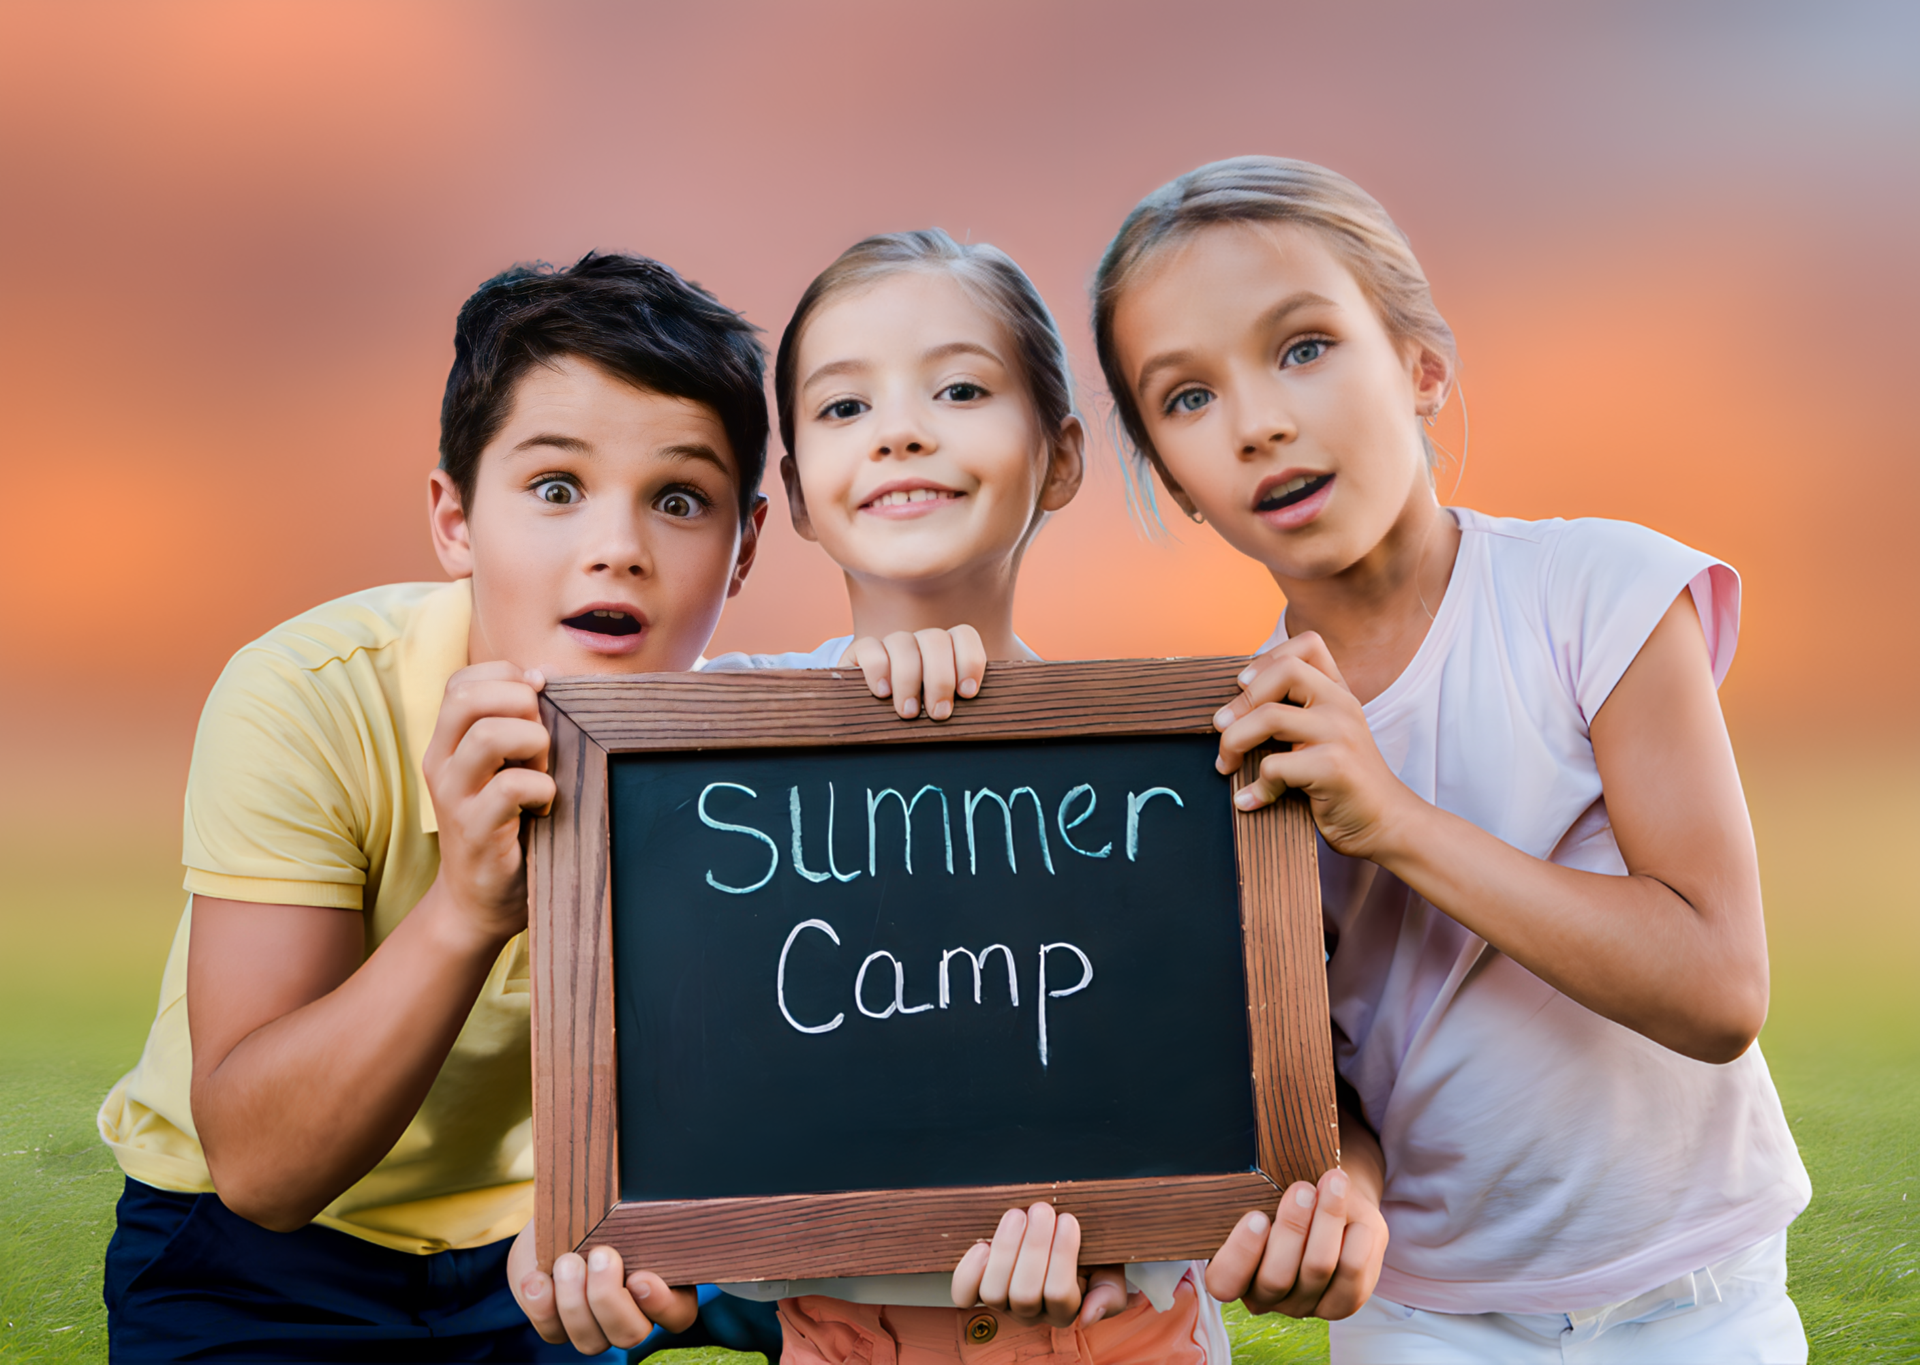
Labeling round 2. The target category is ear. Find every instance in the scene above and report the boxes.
[428,469,474,579]
[780,453,818,542]
[1038,414,1087,513]
[727,495,769,600]
[1407,340,1452,419]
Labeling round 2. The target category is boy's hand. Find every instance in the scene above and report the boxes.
[840,626,986,721]
[1205,1168,1388,1321]
[422,661,556,943]
[507,1222,700,1354]
[951,1202,1129,1329]
[1212,633,1416,862]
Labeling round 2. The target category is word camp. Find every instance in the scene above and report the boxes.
[696,778,1188,1066]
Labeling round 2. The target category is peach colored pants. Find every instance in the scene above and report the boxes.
[775,1278,1215,1365]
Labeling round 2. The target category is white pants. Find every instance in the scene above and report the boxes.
[1330,1231,1806,1364]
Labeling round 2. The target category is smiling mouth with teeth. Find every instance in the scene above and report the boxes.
[865,488,960,509]
[563,609,641,637]
[1256,473,1333,512]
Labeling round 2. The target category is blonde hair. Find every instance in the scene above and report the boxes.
[1091,156,1457,494]
[774,228,1074,458]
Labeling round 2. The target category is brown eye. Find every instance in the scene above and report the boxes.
[657,491,701,518]
[535,479,577,505]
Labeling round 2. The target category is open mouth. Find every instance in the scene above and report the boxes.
[561,608,642,637]
[1255,473,1333,513]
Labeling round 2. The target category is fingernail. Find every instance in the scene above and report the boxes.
[932,701,951,720]
[526,669,545,686]
[1328,1172,1349,1198]
[1295,1187,1315,1209]
[1236,790,1258,809]
[555,1257,581,1281]
[523,1279,546,1301]
[960,679,979,697]
[1247,1211,1270,1236]
[902,698,918,717]
[1213,707,1234,728]
[875,682,891,697]
[634,1279,652,1299]
[1238,668,1256,686]
[588,1248,609,1272]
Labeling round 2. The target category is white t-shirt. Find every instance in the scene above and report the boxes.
[697,636,1218,1342]
[1261,509,1809,1315]
[700,635,858,672]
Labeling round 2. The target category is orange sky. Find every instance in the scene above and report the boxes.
[1,0,1915,822]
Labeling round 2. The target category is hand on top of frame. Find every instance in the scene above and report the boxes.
[507,1221,699,1354]
[840,625,987,721]
[1211,632,1416,863]
[1205,1167,1389,1321]
[951,1202,1130,1330]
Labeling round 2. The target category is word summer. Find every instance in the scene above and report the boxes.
[777,920,1092,1067]
[694,779,1187,895]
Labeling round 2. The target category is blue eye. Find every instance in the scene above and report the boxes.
[1165,387,1212,415]
[1283,339,1329,367]
[823,398,867,420]
[534,479,577,505]
[940,382,987,402]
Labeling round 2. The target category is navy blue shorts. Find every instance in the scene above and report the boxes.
[104,1178,781,1362]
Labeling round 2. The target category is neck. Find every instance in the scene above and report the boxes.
[842,556,1034,661]
[1273,484,1459,704]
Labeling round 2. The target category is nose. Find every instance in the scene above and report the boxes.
[1232,371,1296,458]
[872,397,938,459]
[583,501,651,579]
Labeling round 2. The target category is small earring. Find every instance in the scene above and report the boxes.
[1422,406,1441,426]
[1187,508,1205,525]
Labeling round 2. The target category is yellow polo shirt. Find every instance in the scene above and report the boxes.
[97,579,537,1254]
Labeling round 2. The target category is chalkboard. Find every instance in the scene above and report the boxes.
[530,659,1338,1284]
[610,735,1254,1200]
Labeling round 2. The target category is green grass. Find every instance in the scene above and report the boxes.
[1,752,1913,1362]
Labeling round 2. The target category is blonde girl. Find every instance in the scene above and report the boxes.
[1092,157,1811,1363]
[518,229,1231,1364]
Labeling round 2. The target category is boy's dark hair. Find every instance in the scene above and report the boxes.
[439,252,768,523]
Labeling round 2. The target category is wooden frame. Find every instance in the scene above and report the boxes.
[529,656,1337,1282]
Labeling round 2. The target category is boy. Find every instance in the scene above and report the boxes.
[97,252,780,1360]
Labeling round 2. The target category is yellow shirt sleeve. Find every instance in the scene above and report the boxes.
[181,645,378,909]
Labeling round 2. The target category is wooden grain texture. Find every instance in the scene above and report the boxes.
[529,699,618,1270]
[578,1172,1282,1283]
[543,656,1248,751]
[1233,750,1341,1186]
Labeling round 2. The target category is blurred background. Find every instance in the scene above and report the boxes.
[0,2,1914,1359]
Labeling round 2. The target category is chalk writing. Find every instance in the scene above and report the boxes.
[704,779,1184,892]
[778,925,1093,1068]
[700,783,779,894]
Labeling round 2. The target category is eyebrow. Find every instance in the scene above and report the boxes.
[656,443,731,476]
[512,432,593,455]
[800,339,1007,394]
[1133,290,1338,398]
[509,434,729,477]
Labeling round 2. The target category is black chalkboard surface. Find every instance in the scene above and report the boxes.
[609,735,1255,1201]
[529,660,1338,1282]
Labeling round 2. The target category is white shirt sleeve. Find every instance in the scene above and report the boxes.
[1541,517,1739,724]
